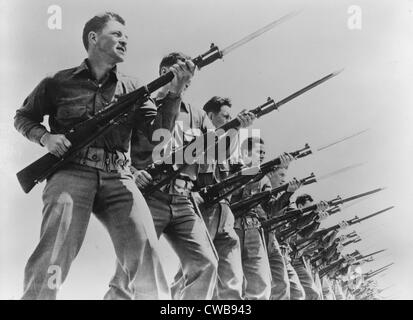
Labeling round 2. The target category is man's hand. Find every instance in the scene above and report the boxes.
[133,170,153,189]
[338,221,349,231]
[338,234,347,242]
[168,60,196,96]
[317,211,330,221]
[279,153,294,168]
[236,109,256,128]
[344,254,356,264]
[41,133,71,157]
[315,200,329,213]
[286,178,301,192]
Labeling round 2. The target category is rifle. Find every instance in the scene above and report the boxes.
[342,236,362,247]
[363,263,394,280]
[320,249,386,278]
[277,206,352,242]
[293,206,394,252]
[195,144,311,205]
[230,172,316,218]
[231,161,362,220]
[262,188,386,231]
[16,12,299,193]
[318,250,360,278]
[310,232,358,265]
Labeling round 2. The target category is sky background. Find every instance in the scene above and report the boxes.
[0,0,412,299]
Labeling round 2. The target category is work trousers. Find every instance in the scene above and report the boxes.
[171,202,243,299]
[267,232,290,300]
[292,257,322,300]
[235,217,271,300]
[106,190,218,300]
[267,232,305,300]
[286,259,306,300]
[22,163,166,300]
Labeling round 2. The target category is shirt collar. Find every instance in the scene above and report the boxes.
[155,94,190,113]
[72,59,119,81]
[180,101,190,113]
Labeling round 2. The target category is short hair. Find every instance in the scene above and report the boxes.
[82,12,125,51]
[296,194,314,207]
[159,52,191,75]
[241,137,264,154]
[203,96,232,114]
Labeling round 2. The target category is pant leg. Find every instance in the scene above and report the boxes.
[150,192,218,300]
[212,203,243,300]
[98,169,169,300]
[170,201,221,300]
[236,225,271,300]
[322,277,336,300]
[333,280,345,300]
[267,232,290,300]
[170,266,184,300]
[313,270,325,300]
[22,164,97,300]
[286,259,305,300]
[292,258,321,300]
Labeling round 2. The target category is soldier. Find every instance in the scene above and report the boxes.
[265,166,305,300]
[230,137,292,299]
[196,96,245,299]
[106,54,254,300]
[291,194,329,300]
[171,96,252,299]
[14,12,195,299]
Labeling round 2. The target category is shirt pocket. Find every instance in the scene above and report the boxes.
[55,105,88,128]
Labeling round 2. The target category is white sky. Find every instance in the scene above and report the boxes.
[1,0,412,299]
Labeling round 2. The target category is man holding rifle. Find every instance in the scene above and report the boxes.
[264,166,306,300]
[14,12,195,299]
[231,137,293,299]
[290,194,329,300]
[108,53,255,300]
[170,96,249,299]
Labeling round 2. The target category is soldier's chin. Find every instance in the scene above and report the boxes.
[115,52,125,62]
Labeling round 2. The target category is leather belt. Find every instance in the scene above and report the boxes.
[158,175,195,196]
[71,146,129,172]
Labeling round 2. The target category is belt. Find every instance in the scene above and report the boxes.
[158,175,195,196]
[71,146,129,172]
[234,214,261,230]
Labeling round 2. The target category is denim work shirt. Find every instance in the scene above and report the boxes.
[131,101,214,181]
[14,59,181,153]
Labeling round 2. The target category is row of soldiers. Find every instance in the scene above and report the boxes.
[14,12,389,300]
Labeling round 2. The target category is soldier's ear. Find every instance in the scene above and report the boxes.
[88,31,98,47]
[160,67,168,75]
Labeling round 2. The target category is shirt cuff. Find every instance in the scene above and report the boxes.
[28,127,49,146]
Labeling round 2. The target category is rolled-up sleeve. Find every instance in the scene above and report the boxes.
[14,77,52,145]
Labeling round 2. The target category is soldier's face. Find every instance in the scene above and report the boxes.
[270,167,287,187]
[297,199,313,209]
[94,20,128,63]
[210,105,232,128]
[243,142,265,166]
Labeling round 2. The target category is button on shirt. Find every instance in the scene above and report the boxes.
[14,59,181,153]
